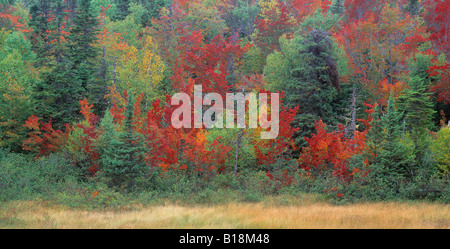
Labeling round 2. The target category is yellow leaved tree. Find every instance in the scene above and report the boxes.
[117,36,165,105]
[431,126,450,177]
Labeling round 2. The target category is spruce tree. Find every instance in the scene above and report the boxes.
[366,94,415,192]
[29,1,52,68]
[398,77,435,134]
[101,94,147,191]
[398,76,436,162]
[378,93,415,178]
[285,30,341,149]
[114,0,131,21]
[330,0,345,16]
[30,1,82,128]
[68,0,106,115]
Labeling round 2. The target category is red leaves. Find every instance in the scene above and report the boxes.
[254,2,294,56]
[22,116,72,157]
[99,5,111,19]
[264,169,294,191]
[23,115,40,131]
[171,31,250,96]
[422,0,450,55]
[143,97,184,168]
[377,78,408,106]
[76,99,100,176]
[404,34,428,49]
[337,3,429,100]
[429,62,450,104]
[184,132,231,174]
[111,103,126,125]
[356,102,376,130]
[79,98,95,124]
[298,120,367,180]
[0,5,29,33]
[321,0,331,14]
[106,89,231,176]
[108,87,128,125]
[133,93,145,133]
[289,0,322,21]
[252,90,299,166]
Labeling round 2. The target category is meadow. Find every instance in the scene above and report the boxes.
[1,198,449,229]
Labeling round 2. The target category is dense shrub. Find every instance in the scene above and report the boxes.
[0,152,80,201]
[0,149,448,206]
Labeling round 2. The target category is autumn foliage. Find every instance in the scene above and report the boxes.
[0,0,448,200]
[22,115,72,157]
[298,120,367,180]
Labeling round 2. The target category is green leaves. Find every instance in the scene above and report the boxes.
[265,30,341,149]
[379,93,415,177]
[100,93,147,190]
[431,127,450,176]
[0,30,36,152]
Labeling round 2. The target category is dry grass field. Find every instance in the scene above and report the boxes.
[1,199,449,229]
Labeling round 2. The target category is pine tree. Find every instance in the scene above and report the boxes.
[330,0,345,16]
[68,0,99,88]
[365,94,415,191]
[398,74,436,162]
[30,1,82,128]
[284,30,341,149]
[114,0,131,21]
[33,59,82,128]
[378,93,415,178]
[98,109,124,187]
[29,1,52,68]
[100,93,147,191]
[398,77,435,134]
[67,0,105,115]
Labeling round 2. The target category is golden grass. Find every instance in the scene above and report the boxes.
[1,200,449,229]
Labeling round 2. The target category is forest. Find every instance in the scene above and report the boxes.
[0,0,449,208]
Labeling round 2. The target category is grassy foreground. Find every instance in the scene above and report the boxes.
[1,199,449,229]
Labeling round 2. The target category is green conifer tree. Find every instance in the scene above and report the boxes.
[330,0,345,16]
[29,1,52,68]
[365,93,415,193]
[68,0,106,116]
[100,93,146,191]
[378,93,415,178]
[30,1,82,128]
[113,0,131,21]
[284,30,341,149]
[398,75,436,162]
